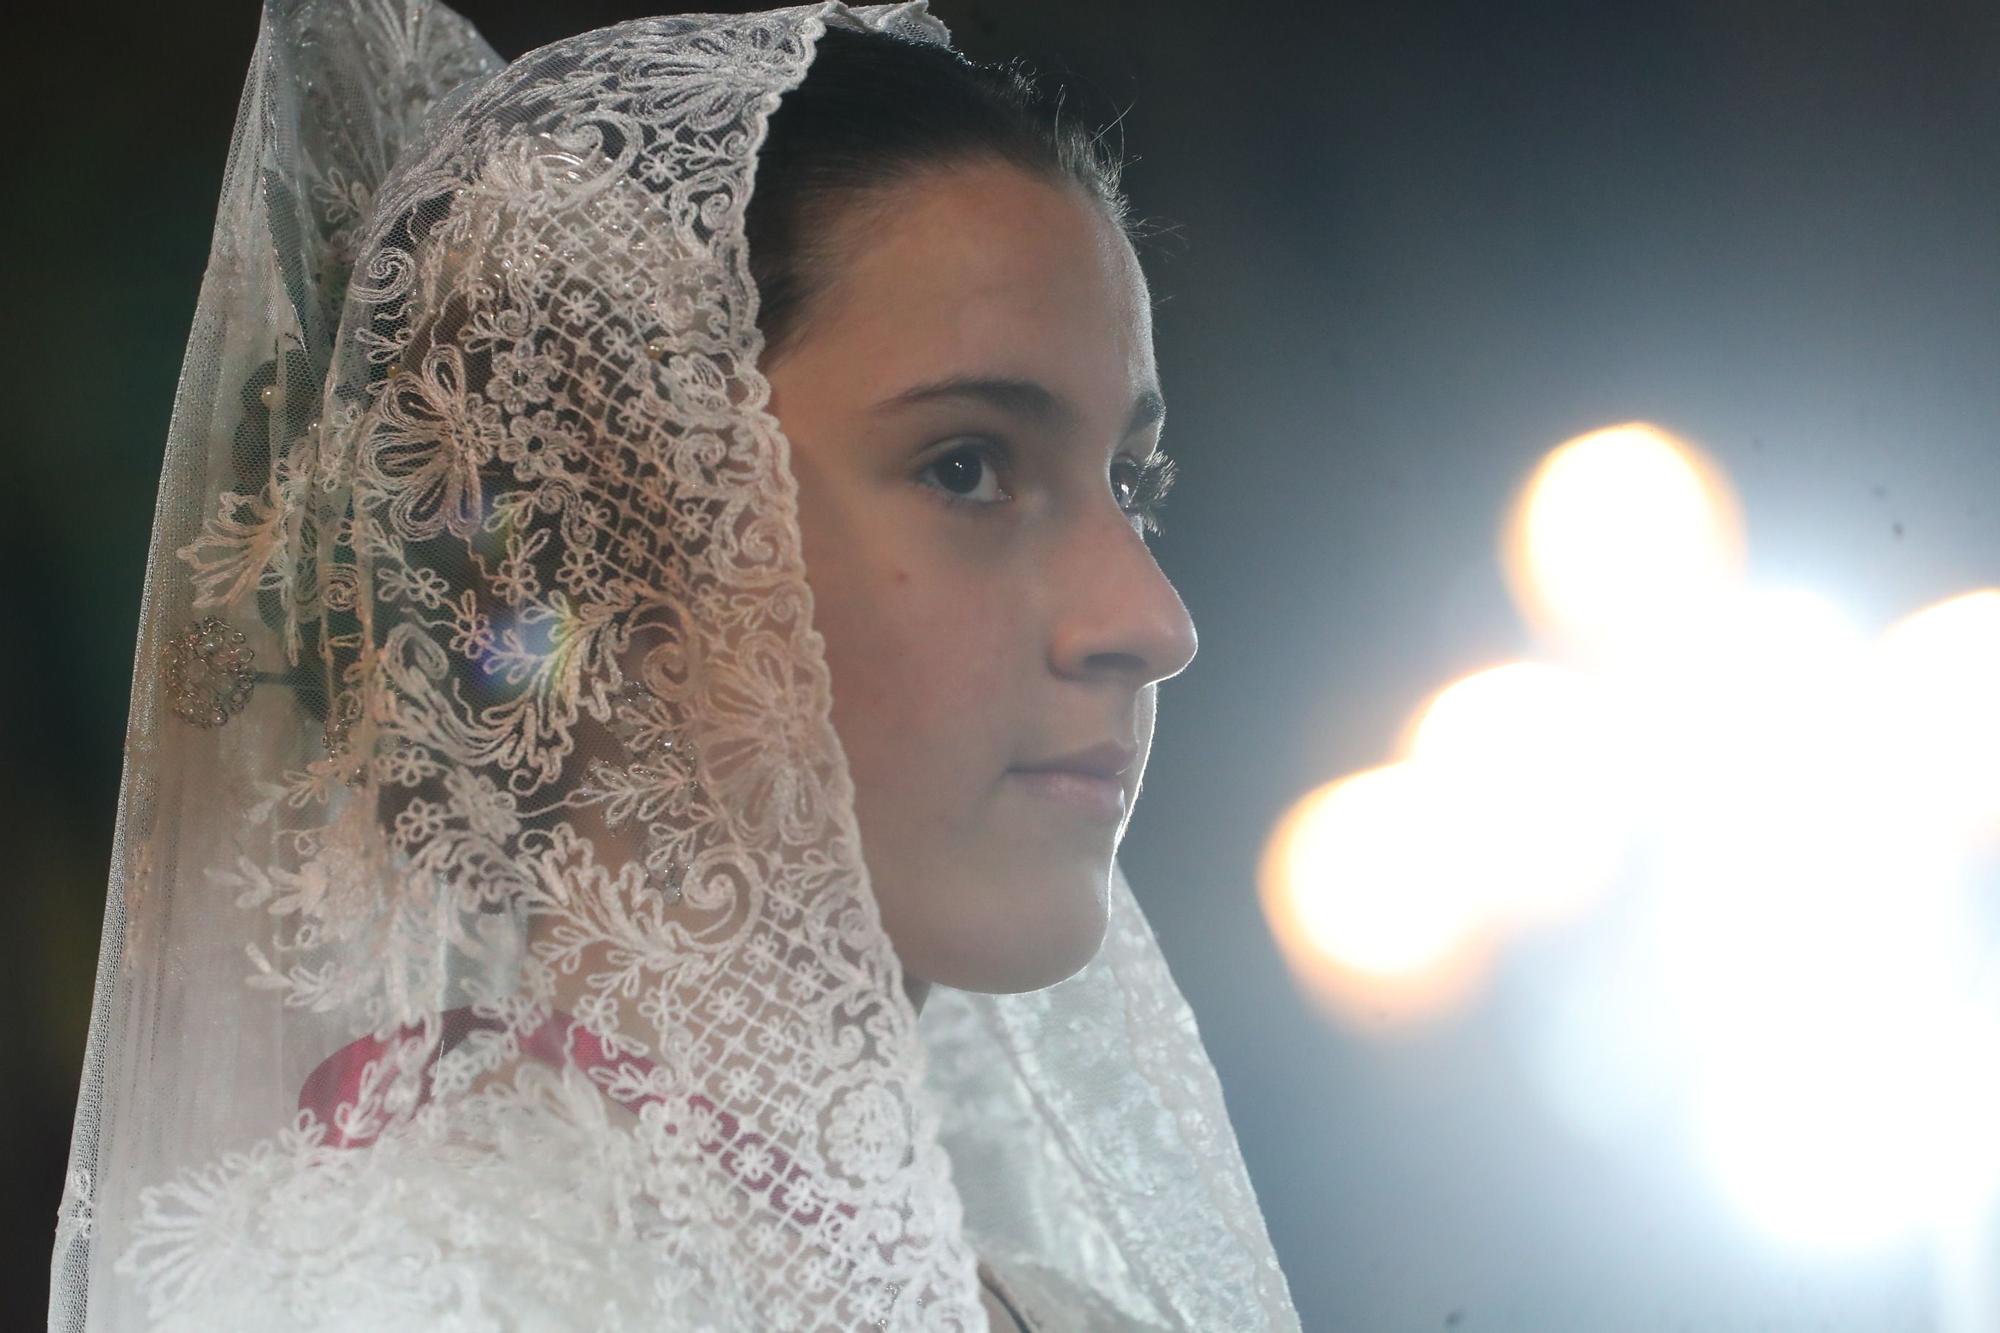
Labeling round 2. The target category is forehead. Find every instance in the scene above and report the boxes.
[794,161,1155,409]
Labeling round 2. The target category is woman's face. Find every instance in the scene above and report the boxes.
[766,161,1197,994]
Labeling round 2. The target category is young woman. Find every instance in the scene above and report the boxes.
[49,4,1298,1328]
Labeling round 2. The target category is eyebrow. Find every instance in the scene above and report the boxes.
[875,375,1165,438]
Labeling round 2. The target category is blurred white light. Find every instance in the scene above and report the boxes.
[1505,422,1744,662]
[1407,662,1631,924]
[1869,589,2000,836]
[1259,765,1496,1026]
[1273,764,1480,976]
[1646,637,2000,1253]
[1269,415,2000,1270]
[1693,976,2000,1250]
[1614,585,1868,824]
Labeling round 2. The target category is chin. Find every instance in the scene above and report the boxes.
[886,859,1111,995]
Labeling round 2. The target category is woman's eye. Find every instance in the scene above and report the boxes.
[919,440,1010,505]
[1112,450,1179,534]
[1110,458,1141,508]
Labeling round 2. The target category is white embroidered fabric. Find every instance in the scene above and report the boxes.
[48,2,1299,1329]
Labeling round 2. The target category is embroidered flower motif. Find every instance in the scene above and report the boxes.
[177,457,308,613]
[358,345,502,541]
[444,768,522,843]
[162,619,257,728]
[698,628,835,846]
[391,798,447,850]
[824,1083,910,1188]
[377,740,441,787]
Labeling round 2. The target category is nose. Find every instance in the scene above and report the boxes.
[1048,516,1199,687]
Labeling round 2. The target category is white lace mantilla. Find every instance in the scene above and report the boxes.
[50,3,1299,1330]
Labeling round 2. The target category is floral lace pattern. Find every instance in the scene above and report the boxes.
[53,3,1298,1330]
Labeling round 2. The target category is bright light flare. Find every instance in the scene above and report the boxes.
[1273,412,2000,1264]
[1692,982,2000,1251]
[1869,589,2000,838]
[1615,585,1869,820]
[1642,585,2000,1252]
[1259,765,1497,1028]
[1261,662,1631,1029]
[1404,662,1631,925]
[1504,423,1745,662]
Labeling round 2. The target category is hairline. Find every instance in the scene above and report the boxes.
[758,154,1133,369]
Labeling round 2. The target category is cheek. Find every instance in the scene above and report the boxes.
[819,559,1024,802]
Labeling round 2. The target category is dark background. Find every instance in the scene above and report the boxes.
[9,1,2000,1328]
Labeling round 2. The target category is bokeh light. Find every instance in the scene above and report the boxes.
[1503,422,1745,663]
[1266,416,2000,1262]
[1259,765,1498,1028]
[1403,661,1630,926]
[1869,589,2000,839]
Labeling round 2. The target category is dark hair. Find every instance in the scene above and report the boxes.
[746,26,1130,360]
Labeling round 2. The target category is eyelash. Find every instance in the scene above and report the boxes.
[916,439,1179,534]
[1113,450,1179,535]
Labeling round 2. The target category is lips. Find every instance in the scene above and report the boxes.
[1011,741,1136,782]
[1008,742,1136,823]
